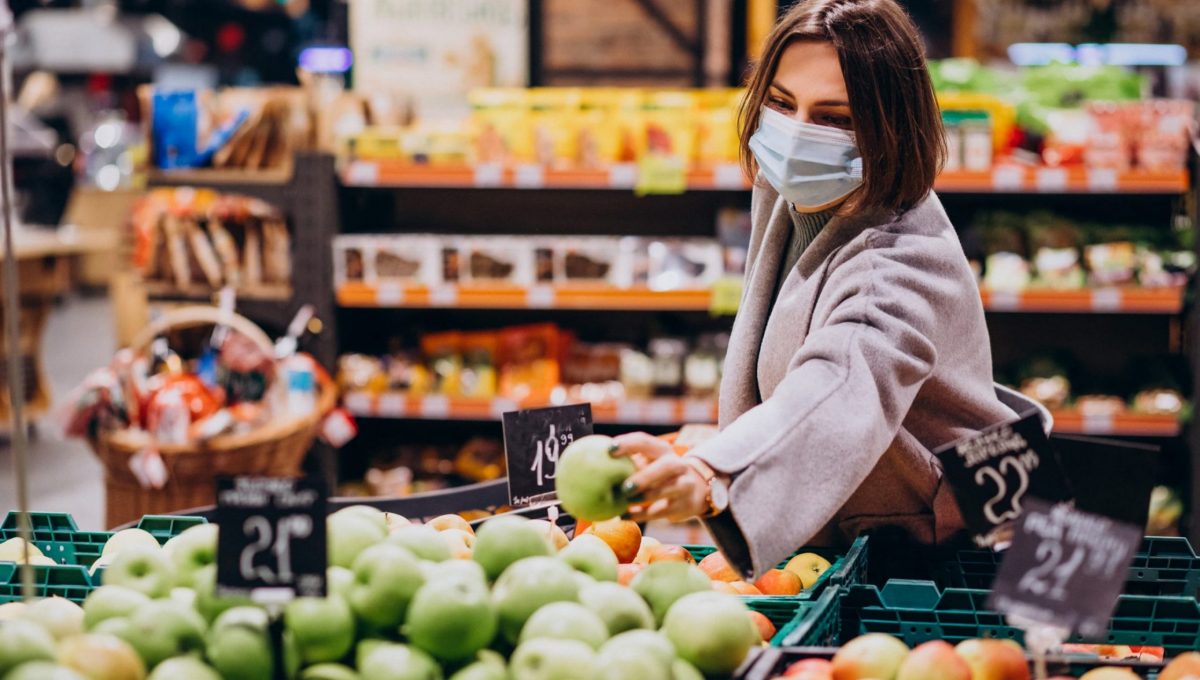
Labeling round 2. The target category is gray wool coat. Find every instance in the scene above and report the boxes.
[691,178,1047,578]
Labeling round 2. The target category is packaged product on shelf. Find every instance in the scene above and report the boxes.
[717,207,753,275]
[649,337,688,397]
[461,237,533,285]
[694,88,743,164]
[1040,108,1089,167]
[557,236,624,286]
[562,342,625,386]
[640,90,696,161]
[1032,247,1085,289]
[440,239,464,284]
[576,88,641,166]
[334,235,369,286]
[982,252,1030,292]
[498,324,563,401]
[460,331,499,399]
[958,111,993,172]
[1076,394,1126,416]
[455,436,507,482]
[1018,375,1070,410]
[684,334,724,399]
[1085,241,1137,286]
[421,331,463,397]
[645,239,724,290]
[620,347,654,398]
[528,88,582,168]
[337,353,388,394]
[469,88,530,164]
[1132,388,1184,415]
[374,235,439,286]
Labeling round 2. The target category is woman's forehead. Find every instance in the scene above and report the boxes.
[773,40,849,103]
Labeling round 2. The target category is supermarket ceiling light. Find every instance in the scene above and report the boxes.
[1007,42,1187,67]
[299,46,353,74]
[145,14,183,58]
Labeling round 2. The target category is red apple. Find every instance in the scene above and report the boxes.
[1161,652,1200,680]
[697,552,739,582]
[785,659,834,680]
[831,633,909,680]
[582,519,641,564]
[616,563,645,587]
[648,545,696,565]
[755,569,803,596]
[1078,669,1141,680]
[748,611,775,643]
[955,638,1029,680]
[896,640,970,680]
[729,581,763,596]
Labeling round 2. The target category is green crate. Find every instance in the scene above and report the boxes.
[934,536,1200,599]
[0,563,94,604]
[842,579,1200,657]
[686,536,868,601]
[773,585,842,647]
[134,515,208,544]
[1,512,208,572]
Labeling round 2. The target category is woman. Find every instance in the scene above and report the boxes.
[616,0,1043,578]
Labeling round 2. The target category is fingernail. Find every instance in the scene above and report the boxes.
[621,480,638,495]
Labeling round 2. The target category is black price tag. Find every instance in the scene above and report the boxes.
[935,410,1073,544]
[1053,434,1158,529]
[215,477,327,601]
[502,404,593,508]
[988,498,1141,639]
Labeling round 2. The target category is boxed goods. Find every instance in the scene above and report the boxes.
[461,237,534,286]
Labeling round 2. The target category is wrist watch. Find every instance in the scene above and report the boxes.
[685,458,730,518]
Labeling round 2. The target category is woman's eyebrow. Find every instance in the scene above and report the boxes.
[768,81,794,97]
[811,99,851,107]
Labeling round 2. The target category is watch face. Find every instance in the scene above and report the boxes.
[711,479,730,511]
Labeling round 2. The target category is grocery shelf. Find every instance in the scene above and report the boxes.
[343,391,719,425]
[337,282,1184,315]
[340,159,1188,195]
[336,282,714,311]
[1047,409,1181,437]
[144,281,293,303]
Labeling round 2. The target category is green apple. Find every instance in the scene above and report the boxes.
[557,535,618,582]
[56,632,146,680]
[491,556,580,643]
[146,656,221,680]
[162,524,217,587]
[424,559,486,586]
[207,607,273,680]
[348,544,425,630]
[0,537,44,562]
[109,599,206,669]
[472,516,554,582]
[448,651,507,680]
[358,642,442,680]
[2,661,89,680]
[387,526,452,563]
[509,638,595,680]
[405,575,497,662]
[661,591,758,676]
[284,596,356,665]
[328,511,388,569]
[630,562,712,625]
[0,602,26,621]
[590,645,671,680]
[334,505,388,532]
[518,602,608,650]
[572,571,595,591]
[100,546,175,598]
[191,564,253,623]
[21,597,84,640]
[671,660,704,680]
[101,529,161,557]
[554,435,634,522]
[578,582,654,635]
[0,619,56,675]
[300,663,362,680]
[601,630,676,668]
[327,565,354,601]
[170,587,197,610]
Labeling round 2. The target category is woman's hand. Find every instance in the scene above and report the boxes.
[614,432,710,523]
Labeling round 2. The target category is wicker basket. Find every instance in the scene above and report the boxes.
[89,306,335,528]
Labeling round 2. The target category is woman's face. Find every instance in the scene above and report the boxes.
[766,40,853,131]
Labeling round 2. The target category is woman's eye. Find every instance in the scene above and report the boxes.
[767,97,794,112]
[815,113,853,129]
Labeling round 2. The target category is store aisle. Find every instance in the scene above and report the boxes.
[0,295,111,529]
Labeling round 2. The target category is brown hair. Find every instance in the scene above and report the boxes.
[739,0,945,214]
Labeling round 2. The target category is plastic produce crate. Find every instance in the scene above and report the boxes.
[841,579,1200,657]
[934,536,1200,599]
[738,647,1166,680]
[772,585,842,647]
[1,512,207,570]
[686,536,869,601]
[0,563,93,604]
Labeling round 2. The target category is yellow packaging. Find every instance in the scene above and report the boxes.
[350,127,407,161]
[937,92,1016,154]
[640,90,696,161]
[694,88,744,164]
[469,88,530,164]
[577,88,642,166]
[527,88,582,167]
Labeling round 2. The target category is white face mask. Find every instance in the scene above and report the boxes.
[748,106,864,210]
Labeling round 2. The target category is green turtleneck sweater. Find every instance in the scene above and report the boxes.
[770,209,833,307]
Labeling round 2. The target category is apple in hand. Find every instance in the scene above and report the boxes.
[510,638,596,680]
[348,543,425,630]
[358,642,441,680]
[404,573,497,663]
[387,525,452,563]
[0,619,57,675]
[491,556,580,643]
[631,561,712,625]
[896,640,971,680]
[558,534,619,582]
[472,516,553,581]
[519,601,609,650]
[955,639,1029,680]
[101,546,176,598]
[21,597,84,640]
[285,596,356,665]
[207,607,274,680]
[578,581,654,635]
[146,656,221,680]
[831,633,910,680]
[162,523,218,587]
[662,592,759,676]
[554,435,635,522]
[581,519,641,564]
[57,632,146,680]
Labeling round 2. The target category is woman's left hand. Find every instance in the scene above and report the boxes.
[613,432,710,523]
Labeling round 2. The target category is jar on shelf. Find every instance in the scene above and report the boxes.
[959,111,993,172]
[648,338,688,397]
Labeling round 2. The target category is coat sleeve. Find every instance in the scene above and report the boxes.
[689,233,946,578]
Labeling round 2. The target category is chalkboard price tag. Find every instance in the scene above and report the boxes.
[988,498,1141,638]
[935,410,1072,545]
[215,477,327,601]
[502,404,594,508]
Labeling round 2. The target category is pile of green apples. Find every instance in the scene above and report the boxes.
[0,504,761,680]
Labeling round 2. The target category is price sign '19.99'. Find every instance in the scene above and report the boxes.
[503,404,594,508]
[215,477,327,600]
[988,498,1141,639]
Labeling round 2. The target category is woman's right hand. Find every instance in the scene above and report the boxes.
[614,432,710,523]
